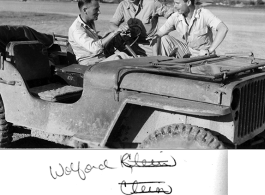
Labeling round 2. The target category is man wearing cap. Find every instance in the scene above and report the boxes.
[69,0,130,66]
[109,0,174,56]
[150,0,228,58]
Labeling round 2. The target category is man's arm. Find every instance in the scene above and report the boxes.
[199,9,229,56]
[109,22,128,33]
[148,30,167,46]
[148,30,169,56]
[208,22,228,54]
[199,22,228,56]
[71,29,104,55]
[148,13,177,55]
[71,25,128,55]
[109,2,124,32]
[101,25,129,46]
[109,22,119,31]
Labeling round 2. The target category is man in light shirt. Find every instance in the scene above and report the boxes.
[150,0,228,58]
[109,0,174,56]
[69,0,130,66]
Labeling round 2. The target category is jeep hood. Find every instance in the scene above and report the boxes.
[85,56,265,106]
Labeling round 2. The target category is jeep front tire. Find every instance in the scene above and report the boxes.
[138,123,225,149]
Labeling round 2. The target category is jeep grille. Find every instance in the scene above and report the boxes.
[238,79,265,138]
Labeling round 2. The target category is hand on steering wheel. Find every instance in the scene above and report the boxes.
[116,24,130,35]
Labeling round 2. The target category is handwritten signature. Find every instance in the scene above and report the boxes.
[121,153,177,171]
[49,159,115,180]
[118,180,172,195]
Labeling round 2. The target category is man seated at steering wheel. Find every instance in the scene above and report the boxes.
[109,0,174,57]
[69,0,130,66]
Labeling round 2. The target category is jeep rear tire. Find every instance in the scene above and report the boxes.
[0,96,12,147]
[138,124,225,149]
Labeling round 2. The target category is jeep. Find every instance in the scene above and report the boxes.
[0,34,265,149]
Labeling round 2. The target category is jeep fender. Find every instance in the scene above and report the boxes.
[101,92,234,146]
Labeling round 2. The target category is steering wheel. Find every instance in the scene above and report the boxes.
[118,24,142,58]
[123,24,142,47]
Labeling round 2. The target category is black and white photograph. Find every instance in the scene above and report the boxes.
[0,0,264,194]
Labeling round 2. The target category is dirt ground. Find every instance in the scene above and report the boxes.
[0,0,265,148]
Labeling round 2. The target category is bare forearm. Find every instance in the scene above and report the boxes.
[101,30,119,47]
[209,22,228,53]
[156,30,166,38]
[109,22,119,32]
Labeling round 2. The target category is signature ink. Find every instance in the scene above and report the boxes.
[118,180,172,194]
[121,153,176,172]
[50,159,115,180]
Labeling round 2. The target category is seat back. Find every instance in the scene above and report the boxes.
[66,42,78,65]
[6,41,51,82]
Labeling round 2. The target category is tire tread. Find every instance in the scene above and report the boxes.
[0,96,12,147]
[138,123,225,149]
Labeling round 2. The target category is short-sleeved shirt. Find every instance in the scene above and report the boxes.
[110,0,174,38]
[68,15,105,65]
[159,8,222,55]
